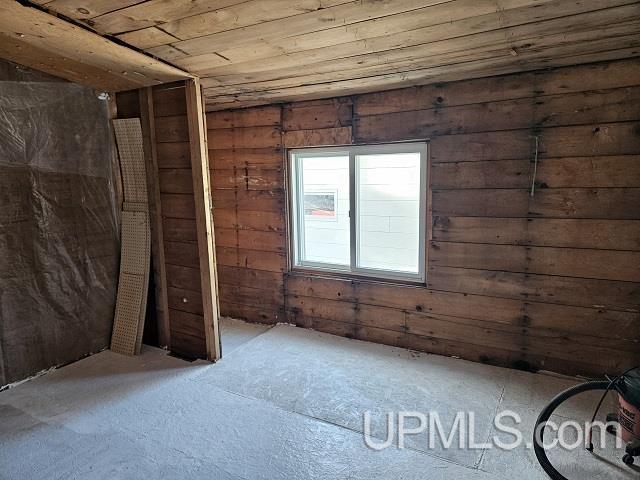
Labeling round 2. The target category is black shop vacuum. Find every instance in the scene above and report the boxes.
[533,367,640,479]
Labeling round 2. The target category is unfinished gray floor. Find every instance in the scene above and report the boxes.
[219,316,272,356]
[1,319,636,480]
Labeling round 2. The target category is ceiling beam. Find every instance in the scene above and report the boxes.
[0,0,192,91]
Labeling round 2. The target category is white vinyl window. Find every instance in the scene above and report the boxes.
[289,142,427,282]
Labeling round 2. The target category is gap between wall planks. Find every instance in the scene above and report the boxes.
[206,58,640,377]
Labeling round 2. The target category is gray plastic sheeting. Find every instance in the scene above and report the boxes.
[0,66,119,386]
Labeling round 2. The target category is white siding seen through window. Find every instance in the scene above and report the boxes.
[289,143,427,282]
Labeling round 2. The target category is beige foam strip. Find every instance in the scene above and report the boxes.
[119,211,150,276]
[113,119,148,205]
[111,272,146,356]
[111,119,151,356]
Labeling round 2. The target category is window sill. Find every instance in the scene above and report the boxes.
[287,267,427,288]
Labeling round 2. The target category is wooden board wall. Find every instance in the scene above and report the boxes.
[207,58,640,377]
[117,82,217,359]
[208,105,288,325]
[153,82,212,359]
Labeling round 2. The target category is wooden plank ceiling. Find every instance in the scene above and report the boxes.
[31,0,640,110]
[0,0,191,91]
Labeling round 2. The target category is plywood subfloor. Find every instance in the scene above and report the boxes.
[0,319,634,479]
[219,317,273,356]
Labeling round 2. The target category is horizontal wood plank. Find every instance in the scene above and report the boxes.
[431,156,640,189]
[152,85,186,117]
[212,188,285,212]
[164,240,199,268]
[209,148,283,169]
[356,90,640,142]
[427,266,640,311]
[432,188,640,219]
[430,122,640,162]
[287,294,405,332]
[429,241,640,282]
[163,217,197,242]
[207,126,282,149]
[430,129,535,162]
[168,286,203,316]
[355,58,640,116]
[216,246,287,272]
[220,302,285,325]
[217,265,284,290]
[156,142,191,168]
[283,98,353,131]
[159,168,193,194]
[165,264,201,293]
[219,284,284,310]
[216,228,286,252]
[285,274,639,339]
[160,193,196,219]
[155,115,189,143]
[283,126,353,147]
[207,105,282,129]
[210,167,283,190]
[404,312,635,364]
[289,312,634,375]
[169,329,207,358]
[168,308,206,339]
[432,217,640,251]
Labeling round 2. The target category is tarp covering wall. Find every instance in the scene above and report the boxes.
[0,61,119,386]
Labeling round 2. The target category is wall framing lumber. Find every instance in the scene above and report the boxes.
[186,78,221,361]
[0,0,191,92]
[116,83,218,360]
[139,87,171,348]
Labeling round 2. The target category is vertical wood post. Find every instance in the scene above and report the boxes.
[185,78,221,361]
[139,87,171,348]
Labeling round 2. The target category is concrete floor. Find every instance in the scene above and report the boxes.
[1,318,636,480]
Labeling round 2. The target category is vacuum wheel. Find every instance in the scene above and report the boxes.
[623,454,635,466]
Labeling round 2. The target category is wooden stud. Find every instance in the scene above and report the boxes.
[201,85,223,350]
[185,78,222,361]
[140,87,171,348]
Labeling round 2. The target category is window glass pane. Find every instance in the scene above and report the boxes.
[356,152,421,273]
[297,155,350,266]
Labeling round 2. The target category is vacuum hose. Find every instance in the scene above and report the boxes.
[533,380,611,480]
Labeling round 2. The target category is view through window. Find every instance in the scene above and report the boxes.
[289,143,426,282]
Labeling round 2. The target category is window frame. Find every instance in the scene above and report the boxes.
[288,142,428,284]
